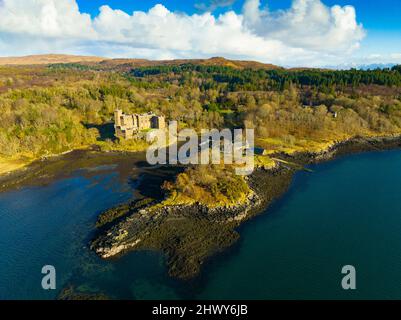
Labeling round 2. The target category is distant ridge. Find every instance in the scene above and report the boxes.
[0,54,107,65]
[99,56,283,70]
[0,54,283,70]
[357,63,397,70]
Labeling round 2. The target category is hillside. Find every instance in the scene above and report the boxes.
[0,54,107,65]
[97,56,282,71]
[1,58,401,177]
[0,54,282,70]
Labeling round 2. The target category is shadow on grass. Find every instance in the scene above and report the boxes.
[84,123,116,141]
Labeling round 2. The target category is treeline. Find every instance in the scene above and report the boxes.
[130,64,401,91]
[48,63,95,71]
[267,67,401,89]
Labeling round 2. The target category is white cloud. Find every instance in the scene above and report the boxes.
[243,0,365,53]
[0,0,94,38]
[0,0,368,66]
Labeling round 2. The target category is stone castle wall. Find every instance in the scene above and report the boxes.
[114,110,165,139]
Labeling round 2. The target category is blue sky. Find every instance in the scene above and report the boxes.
[0,0,400,67]
[74,0,401,63]
[76,0,400,31]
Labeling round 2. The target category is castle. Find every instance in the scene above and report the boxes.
[114,109,166,139]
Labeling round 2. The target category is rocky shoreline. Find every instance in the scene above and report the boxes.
[91,167,294,279]
[90,135,401,280]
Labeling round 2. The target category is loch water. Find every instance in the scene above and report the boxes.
[1,150,401,299]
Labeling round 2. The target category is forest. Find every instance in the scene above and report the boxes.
[130,64,401,89]
[1,61,401,183]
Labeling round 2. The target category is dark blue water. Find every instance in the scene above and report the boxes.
[196,149,401,299]
[1,150,401,299]
[0,171,175,300]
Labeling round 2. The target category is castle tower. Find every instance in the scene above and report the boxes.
[114,109,123,127]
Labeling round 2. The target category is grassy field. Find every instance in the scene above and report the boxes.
[0,157,31,175]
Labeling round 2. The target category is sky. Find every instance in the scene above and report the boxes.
[0,0,400,67]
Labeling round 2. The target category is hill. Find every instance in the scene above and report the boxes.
[0,54,282,70]
[97,56,282,71]
[0,54,107,65]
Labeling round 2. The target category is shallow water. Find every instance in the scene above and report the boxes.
[1,150,401,299]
